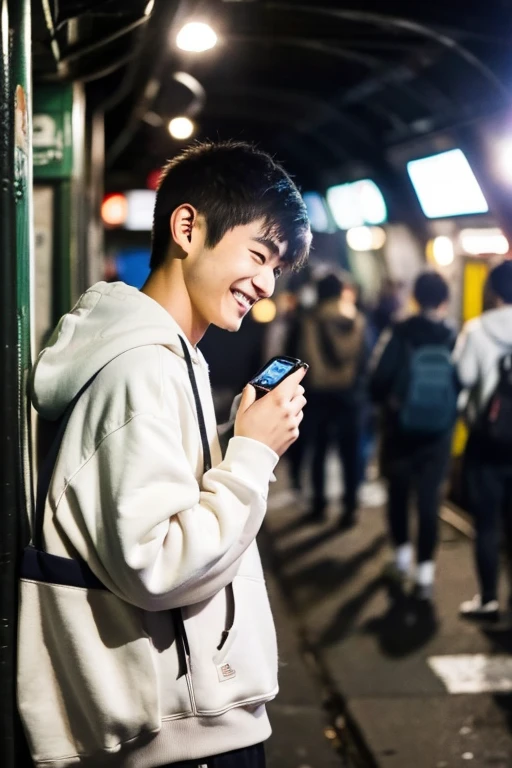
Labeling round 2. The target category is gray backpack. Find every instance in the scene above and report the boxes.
[398,344,458,434]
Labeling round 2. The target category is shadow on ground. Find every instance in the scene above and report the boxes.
[362,586,439,657]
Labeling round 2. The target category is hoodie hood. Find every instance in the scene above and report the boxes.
[32,281,197,420]
[480,305,512,348]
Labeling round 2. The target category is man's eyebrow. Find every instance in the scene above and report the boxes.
[251,236,281,257]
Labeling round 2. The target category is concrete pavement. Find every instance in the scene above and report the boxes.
[262,462,512,768]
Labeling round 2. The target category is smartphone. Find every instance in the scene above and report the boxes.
[249,356,308,399]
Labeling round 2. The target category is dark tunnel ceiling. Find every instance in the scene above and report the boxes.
[33,0,512,190]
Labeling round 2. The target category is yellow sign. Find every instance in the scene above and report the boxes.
[463,261,488,322]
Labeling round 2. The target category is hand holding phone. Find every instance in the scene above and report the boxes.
[249,356,308,399]
[235,357,308,457]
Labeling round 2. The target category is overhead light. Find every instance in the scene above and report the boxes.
[493,138,512,186]
[327,179,387,230]
[407,149,489,218]
[176,22,217,53]
[346,226,386,252]
[460,228,509,256]
[168,116,194,140]
[101,194,127,227]
[430,236,454,267]
[144,0,154,16]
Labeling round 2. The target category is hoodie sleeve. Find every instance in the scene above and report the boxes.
[62,412,278,611]
[453,322,479,390]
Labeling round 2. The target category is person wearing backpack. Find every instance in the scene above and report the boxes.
[370,270,457,601]
[454,259,512,621]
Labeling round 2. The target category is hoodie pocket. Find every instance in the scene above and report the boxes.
[18,579,189,764]
[183,575,279,715]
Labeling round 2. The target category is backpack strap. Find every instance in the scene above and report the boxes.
[33,372,102,551]
[179,336,212,473]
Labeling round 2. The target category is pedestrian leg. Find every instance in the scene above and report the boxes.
[337,404,362,528]
[414,434,452,600]
[460,459,503,619]
[386,451,413,580]
[501,470,512,611]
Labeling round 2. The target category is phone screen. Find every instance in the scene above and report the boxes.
[251,358,297,390]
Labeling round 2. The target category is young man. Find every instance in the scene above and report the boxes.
[370,271,457,601]
[455,260,512,621]
[21,141,311,768]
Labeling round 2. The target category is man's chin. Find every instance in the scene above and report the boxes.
[215,317,243,333]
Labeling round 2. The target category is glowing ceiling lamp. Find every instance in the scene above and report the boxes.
[460,228,509,256]
[407,149,488,218]
[346,226,386,252]
[176,22,217,52]
[430,236,455,267]
[168,116,194,140]
[493,138,512,186]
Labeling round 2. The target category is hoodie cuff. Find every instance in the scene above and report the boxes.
[222,436,279,493]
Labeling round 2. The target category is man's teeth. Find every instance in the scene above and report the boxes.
[233,290,252,307]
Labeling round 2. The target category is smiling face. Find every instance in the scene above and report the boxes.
[182,217,288,335]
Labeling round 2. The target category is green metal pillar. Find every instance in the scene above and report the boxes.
[0,2,18,761]
[1,0,33,764]
[10,0,33,540]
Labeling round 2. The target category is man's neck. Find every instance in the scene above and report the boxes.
[140,262,206,346]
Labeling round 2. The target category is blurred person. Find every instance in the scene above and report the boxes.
[370,270,458,601]
[283,275,318,492]
[455,260,512,621]
[294,272,369,527]
[369,277,404,347]
[345,281,379,490]
[22,141,311,768]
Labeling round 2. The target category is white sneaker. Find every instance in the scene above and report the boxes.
[459,595,499,621]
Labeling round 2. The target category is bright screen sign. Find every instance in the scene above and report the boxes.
[326,179,387,230]
[407,149,489,218]
[303,192,332,232]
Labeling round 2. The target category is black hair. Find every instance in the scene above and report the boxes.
[317,273,343,302]
[150,140,311,271]
[488,259,512,305]
[413,270,450,310]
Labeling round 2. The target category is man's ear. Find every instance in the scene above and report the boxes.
[170,204,197,255]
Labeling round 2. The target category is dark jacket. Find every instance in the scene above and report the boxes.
[370,314,456,403]
[370,314,457,455]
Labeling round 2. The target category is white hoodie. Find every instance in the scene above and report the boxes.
[19,281,280,768]
[453,305,512,414]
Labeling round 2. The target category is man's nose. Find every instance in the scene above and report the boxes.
[252,268,275,299]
